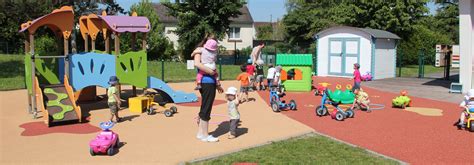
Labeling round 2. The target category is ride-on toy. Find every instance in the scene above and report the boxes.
[361,72,372,81]
[392,90,412,109]
[144,92,178,117]
[269,86,297,112]
[314,82,331,96]
[459,107,474,132]
[315,89,354,121]
[89,121,119,156]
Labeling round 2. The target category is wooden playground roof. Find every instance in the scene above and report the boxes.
[19,6,74,39]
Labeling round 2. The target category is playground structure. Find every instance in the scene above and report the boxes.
[275,54,313,92]
[20,6,197,126]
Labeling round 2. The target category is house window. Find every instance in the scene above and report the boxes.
[228,27,240,39]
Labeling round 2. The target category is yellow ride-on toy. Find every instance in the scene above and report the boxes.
[460,107,474,132]
[143,92,177,117]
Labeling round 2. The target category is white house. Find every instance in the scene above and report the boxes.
[459,0,474,93]
[315,26,400,79]
[153,4,255,52]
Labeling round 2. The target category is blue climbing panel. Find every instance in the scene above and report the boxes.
[147,76,198,103]
[69,52,116,90]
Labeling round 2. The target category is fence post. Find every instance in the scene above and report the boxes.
[398,52,402,77]
[219,57,222,80]
[161,59,164,81]
[418,50,425,78]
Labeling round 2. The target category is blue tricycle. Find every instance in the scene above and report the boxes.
[269,86,297,112]
[315,89,354,121]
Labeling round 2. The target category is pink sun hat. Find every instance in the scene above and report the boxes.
[204,39,218,51]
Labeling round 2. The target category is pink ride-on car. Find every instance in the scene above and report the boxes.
[89,121,120,156]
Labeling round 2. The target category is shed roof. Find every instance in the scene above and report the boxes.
[153,3,253,24]
[315,26,400,40]
[276,54,313,66]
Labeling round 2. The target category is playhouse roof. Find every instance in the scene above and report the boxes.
[276,54,313,66]
[98,15,150,33]
[315,26,400,40]
[19,6,74,39]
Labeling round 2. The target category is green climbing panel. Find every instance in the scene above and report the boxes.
[24,54,61,94]
[116,50,148,88]
[43,88,74,120]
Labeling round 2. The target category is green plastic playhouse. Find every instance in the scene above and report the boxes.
[276,54,313,92]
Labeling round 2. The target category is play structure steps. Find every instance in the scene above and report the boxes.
[147,76,198,103]
[35,76,82,126]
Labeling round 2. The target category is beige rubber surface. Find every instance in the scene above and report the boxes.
[0,81,313,165]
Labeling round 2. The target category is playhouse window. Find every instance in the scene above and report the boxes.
[287,68,303,80]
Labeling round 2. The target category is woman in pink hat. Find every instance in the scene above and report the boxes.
[192,35,224,142]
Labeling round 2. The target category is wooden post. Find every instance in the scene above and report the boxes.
[30,34,37,118]
[105,32,110,53]
[25,36,31,114]
[84,34,89,52]
[131,33,137,96]
[64,37,69,78]
[142,33,147,50]
[91,39,96,51]
[114,32,120,55]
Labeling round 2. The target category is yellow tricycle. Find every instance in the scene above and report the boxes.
[144,92,177,117]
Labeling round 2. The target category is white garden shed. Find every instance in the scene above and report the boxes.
[315,26,400,79]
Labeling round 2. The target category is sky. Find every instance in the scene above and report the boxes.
[115,0,440,22]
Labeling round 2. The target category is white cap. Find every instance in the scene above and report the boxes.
[225,87,238,95]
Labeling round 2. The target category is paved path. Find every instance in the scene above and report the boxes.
[258,76,474,164]
[363,77,463,103]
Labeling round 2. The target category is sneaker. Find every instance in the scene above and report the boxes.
[201,135,219,142]
[457,123,465,130]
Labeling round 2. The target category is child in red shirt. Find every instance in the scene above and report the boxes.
[246,60,256,90]
[351,63,362,92]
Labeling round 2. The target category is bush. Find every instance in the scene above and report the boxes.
[35,35,58,55]
[239,46,252,56]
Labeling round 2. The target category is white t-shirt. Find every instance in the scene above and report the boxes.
[460,98,474,109]
[267,68,276,79]
[274,72,281,84]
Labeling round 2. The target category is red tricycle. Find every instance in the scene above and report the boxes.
[314,82,331,96]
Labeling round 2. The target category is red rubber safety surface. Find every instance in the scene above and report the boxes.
[258,77,474,164]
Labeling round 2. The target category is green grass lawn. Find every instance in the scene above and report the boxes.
[0,54,25,91]
[396,65,444,77]
[191,134,398,164]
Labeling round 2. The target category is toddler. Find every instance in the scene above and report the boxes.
[236,65,250,101]
[225,87,241,139]
[107,76,122,123]
[246,59,256,90]
[192,39,219,90]
[351,63,362,92]
[266,64,276,89]
[351,88,371,112]
[255,60,265,90]
[458,89,474,129]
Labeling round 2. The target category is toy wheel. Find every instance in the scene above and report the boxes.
[335,111,345,121]
[346,109,355,118]
[271,101,280,112]
[470,122,474,132]
[289,100,297,110]
[107,147,114,156]
[314,90,319,96]
[115,137,120,148]
[316,105,328,116]
[90,148,95,156]
[170,106,177,113]
[164,110,173,117]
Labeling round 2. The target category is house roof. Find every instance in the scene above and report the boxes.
[153,3,253,24]
[276,54,313,66]
[315,26,401,40]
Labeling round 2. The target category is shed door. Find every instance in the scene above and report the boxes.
[328,38,360,76]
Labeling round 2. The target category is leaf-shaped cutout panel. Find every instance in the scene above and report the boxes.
[78,62,85,75]
[129,58,134,71]
[100,63,105,74]
[90,59,94,73]
[137,56,142,70]
[120,62,127,72]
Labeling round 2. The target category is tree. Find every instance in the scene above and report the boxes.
[256,25,273,40]
[434,0,459,43]
[163,0,244,60]
[128,0,175,60]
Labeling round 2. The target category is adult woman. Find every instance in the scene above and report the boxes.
[194,37,224,142]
